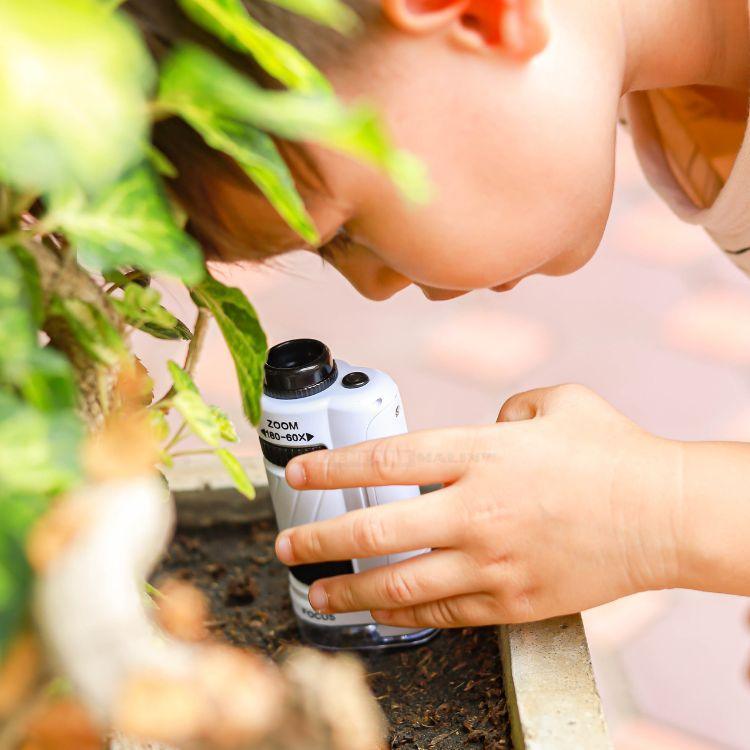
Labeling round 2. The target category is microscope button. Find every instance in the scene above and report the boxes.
[342,372,369,388]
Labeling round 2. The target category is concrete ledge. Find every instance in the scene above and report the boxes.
[499,616,611,749]
[165,455,272,526]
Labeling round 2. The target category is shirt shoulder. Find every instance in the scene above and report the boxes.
[623,86,750,271]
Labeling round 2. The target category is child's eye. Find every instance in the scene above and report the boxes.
[316,226,352,261]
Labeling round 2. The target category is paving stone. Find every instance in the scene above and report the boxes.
[423,308,552,385]
[613,719,723,750]
[663,287,750,365]
[610,200,714,268]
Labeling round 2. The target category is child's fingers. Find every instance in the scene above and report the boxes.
[285,426,490,490]
[371,592,499,629]
[275,487,463,565]
[307,550,478,614]
[497,386,561,422]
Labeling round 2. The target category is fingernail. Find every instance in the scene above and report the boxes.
[276,533,294,564]
[308,585,329,613]
[371,609,391,622]
[285,460,306,488]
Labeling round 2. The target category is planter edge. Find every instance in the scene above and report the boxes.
[165,457,613,750]
[498,615,612,749]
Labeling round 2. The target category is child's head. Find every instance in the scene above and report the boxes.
[137,0,627,300]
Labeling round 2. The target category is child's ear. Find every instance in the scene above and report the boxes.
[382,0,549,59]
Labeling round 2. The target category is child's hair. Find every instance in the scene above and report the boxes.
[125,0,378,260]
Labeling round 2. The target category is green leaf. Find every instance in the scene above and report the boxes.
[172,390,222,447]
[0,0,154,194]
[147,408,170,443]
[263,0,359,34]
[0,250,38,379]
[48,164,206,285]
[0,247,77,412]
[0,392,83,497]
[167,360,237,448]
[190,273,267,425]
[159,451,174,469]
[112,284,192,341]
[141,319,192,342]
[211,406,238,442]
[0,490,57,657]
[159,46,430,203]
[167,359,199,394]
[175,106,318,242]
[0,510,32,658]
[147,145,178,178]
[215,449,255,500]
[8,245,43,327]
[48,297,125,367]
[103,269,151,288]
[19,348,77,413]
[176,0,330,93]
[0,252,83,652]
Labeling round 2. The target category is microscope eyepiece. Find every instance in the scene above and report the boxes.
[263,338,337,399]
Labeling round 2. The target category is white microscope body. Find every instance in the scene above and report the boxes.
[260,339,436,650]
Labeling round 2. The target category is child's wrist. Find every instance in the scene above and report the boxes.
[622,434,686,592]
[675,441,750,595]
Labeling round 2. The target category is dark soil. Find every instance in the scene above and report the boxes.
[156,513,512,750]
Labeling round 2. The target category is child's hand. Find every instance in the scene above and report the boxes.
[275,384,684,628]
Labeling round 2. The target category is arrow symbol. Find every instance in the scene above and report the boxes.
[260,428,268,437]
[304,433,313,441]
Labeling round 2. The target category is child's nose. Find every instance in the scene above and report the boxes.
[346,268,412,301]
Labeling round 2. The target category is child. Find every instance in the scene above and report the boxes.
[136,0,750,628]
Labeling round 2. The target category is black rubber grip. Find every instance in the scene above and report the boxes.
[259,438,327,467]
[290,560,355,586]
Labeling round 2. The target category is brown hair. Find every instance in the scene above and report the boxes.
[124,0,379,261]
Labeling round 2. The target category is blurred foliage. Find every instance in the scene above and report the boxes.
[263,0,359,33]
[48,165,206,285]
[0,0,427,658]
[177,0,331,92]
[159,44,431,203]
[111,283,193,341]
[0,0,154,194]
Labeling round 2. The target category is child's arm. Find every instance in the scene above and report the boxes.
[273,384,750,627]
[677,439,750,597]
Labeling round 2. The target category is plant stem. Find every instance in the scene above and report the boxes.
[154,308,210,407]
[23,234,123,429]
[104,269,150,295]
[184,308,209,376]
[171,449,216,459]
[163,420,188,452]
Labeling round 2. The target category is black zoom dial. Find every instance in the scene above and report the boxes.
[259,438,326,468]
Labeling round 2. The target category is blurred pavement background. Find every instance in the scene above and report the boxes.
[138,132,750,749]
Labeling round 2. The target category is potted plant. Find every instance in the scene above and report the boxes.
[0,1,426,747]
